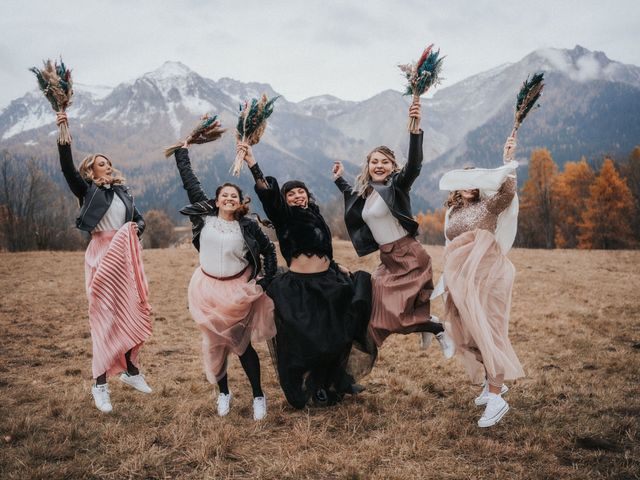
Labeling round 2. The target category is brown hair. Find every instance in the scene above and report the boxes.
[445,166,480,210]
[78,154,126,186]
[445,189,480,209]
[354,146,401,197]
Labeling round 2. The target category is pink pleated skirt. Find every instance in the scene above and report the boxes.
[84,223,152,378]
[369,235,434,347]
[443,229,524,384]
[188,267,276,383]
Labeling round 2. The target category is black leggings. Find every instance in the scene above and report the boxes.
[217,344,263,398]
[95,349,138,385]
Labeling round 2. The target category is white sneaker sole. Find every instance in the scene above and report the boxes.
[119,374,152,394]
[474,384,509,406]
[477,402,509,428]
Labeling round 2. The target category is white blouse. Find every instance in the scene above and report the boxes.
[94,193,127,232]
[199,215,249,278]
[362,190,408,245]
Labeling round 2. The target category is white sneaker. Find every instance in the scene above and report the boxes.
[419,332,433,349]
[92,384,113,413]
[474,381,509,406]
[217,392,232,417]
[478,393,509,428]
[435,331,455,359]
[119,372,152,393]
[253,396,267,421]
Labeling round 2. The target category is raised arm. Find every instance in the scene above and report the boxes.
[332,160,353,194]
[56,113,88,199]
[174,145,208,204]
[486,136,517,214]
[396,101,423,190]
[238,141,289,225]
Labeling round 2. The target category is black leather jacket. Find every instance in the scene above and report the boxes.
[58,144,145,235]
[334,131,423,257]
[174,148,277,288]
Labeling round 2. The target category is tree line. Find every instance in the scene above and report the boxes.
[2,146,639,252]
[415,146,640,249]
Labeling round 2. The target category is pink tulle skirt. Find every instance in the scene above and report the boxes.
[84,223,152,378]
[188,267,275,383]
[369,235,434,346]
[443,229,524,384]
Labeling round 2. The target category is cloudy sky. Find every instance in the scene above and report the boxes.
[1,0,639,109]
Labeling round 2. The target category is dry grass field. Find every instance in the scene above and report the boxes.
[1,240,639,479]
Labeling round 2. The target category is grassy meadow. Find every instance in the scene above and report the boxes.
[1,241,639,479]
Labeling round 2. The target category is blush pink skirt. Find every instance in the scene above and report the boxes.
[84,223,152,378]
[443,229,524,384]
[369,235,434,347]
[188,267,275,383]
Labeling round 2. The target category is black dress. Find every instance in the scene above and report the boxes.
[255,175,376,408]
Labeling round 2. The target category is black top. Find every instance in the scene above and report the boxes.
[174,148,277,287]
[334,131,423,257]
[57,143,145,236]
[254,175,333,266]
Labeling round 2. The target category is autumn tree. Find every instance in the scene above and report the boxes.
[553,158,595,248]
[517,148,558,248]
[416,208,446,245]
[618,146,640,242]
[578,158,636,249]
[143,209,176,249]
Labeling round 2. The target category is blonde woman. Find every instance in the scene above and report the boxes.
[332,101,453,356]
[437,135,524,427]
[55,112,152,413]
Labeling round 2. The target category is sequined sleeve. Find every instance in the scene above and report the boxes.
[485,176,516,215]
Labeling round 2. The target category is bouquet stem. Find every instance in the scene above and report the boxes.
[58,119,72,145]
[407,93,420,133]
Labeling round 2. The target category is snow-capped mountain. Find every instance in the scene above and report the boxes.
[1,46,639,213]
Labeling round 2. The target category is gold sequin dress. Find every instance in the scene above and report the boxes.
[443,174,525,387]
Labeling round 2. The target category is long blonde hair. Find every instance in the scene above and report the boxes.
[354,146,401,197]
[78,153,126,186]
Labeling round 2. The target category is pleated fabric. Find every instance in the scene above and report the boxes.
[443,229,524,384]
[188,267,276,383]
[84,222,152,378]
[266,268,375,409]
[369,235,434,346]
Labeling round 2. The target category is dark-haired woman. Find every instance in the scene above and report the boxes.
[55,112,152,414]
[238,142,376,409]
[437,135,524,427]
[174,143,276,420]
[332,101,454,356]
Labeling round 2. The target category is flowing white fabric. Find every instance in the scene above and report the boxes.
[431,160,519,300]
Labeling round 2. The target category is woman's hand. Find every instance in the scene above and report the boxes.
[332,161,344,180]
[236,141,256,167]
[56,112,68,127]
[409,100,421,133]
[503,136,517,162]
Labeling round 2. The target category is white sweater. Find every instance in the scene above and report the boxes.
[362,190,408,246]
[199,216,249,278]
